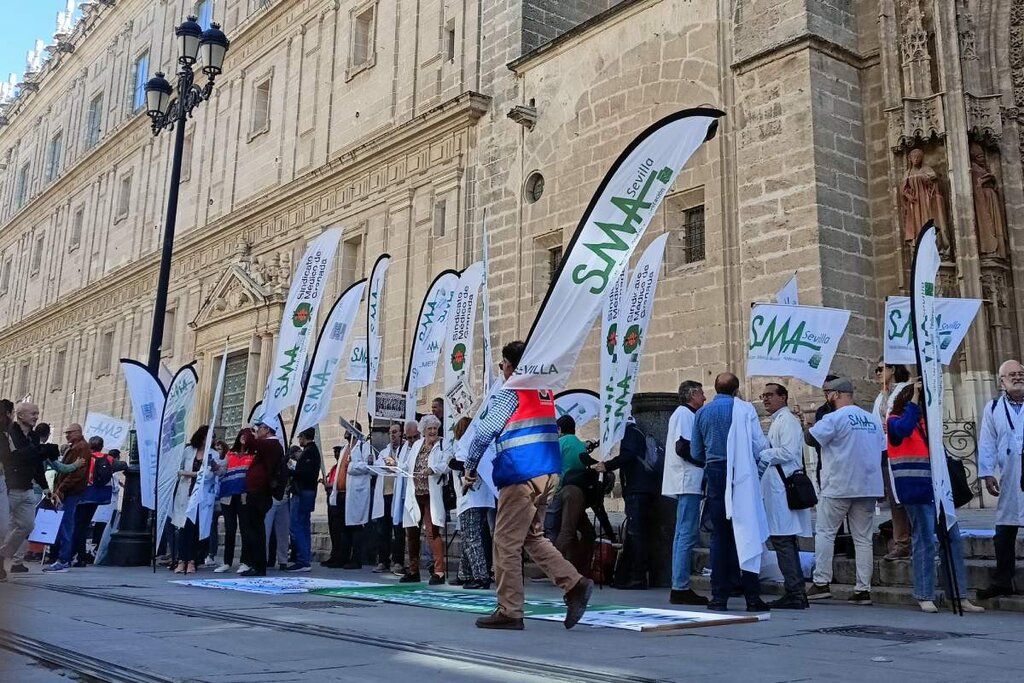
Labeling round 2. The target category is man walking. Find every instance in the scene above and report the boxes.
[0,403,49,580]
[977,359,1024,599]
[663,380,708,606]
[464,340,593,630]
[43,423,92,573]
[806,378,885,605]
[691,373,770,612]
[758,383,811,609]
[286,427,320,572]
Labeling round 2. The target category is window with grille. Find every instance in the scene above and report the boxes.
[663,190,706,270]
[51,348,66,391]
[69,207,84,251]
[97,329,114,376]
[250,78,271,137]
[532,232,562,303]
[217,352,249,440]
[85,93,103,149]
[131,52,150,112]
[46,132,62,182]
[682,206,706,264]
[549,245,563,283]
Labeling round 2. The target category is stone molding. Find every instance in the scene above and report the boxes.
[885,94,946,152]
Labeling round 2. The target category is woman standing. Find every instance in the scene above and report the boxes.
[171,427,209,575]
[344,422,384,569]
[448,417,495,589]
[215,429,256,573]
[887,383,984,613]
[399,415,448,584]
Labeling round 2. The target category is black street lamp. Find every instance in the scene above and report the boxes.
[105,17,230,567]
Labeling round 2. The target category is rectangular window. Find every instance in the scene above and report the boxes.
[445,19,457,61]
[0,258,11,295]
[548,245,563,284]
[97,330,114,376]
[339,234,362,286]
[46,132,63,182]
[196,0,214,29]
[51,348,66,391]
[85,93,103,149]
[180,131,193,183]
[250,78,271,137]
[162,308,176,355]
[218,351,249,440]
[18,363,30,399]
[30,233,44,275]
[683,205,706,264]
[433,199,447,237]
[15,163,30,208]
[116,174,132,219]
[69,207,84,251]
[131,52,150,112]
[352,6,375,68]
[532,232,562,303]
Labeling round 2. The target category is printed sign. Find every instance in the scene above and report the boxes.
[174,577,380,595]
[373,391,408,421]
[883,296,981,366]
[747,303,851,388]
[345,336,368,382]
[445,379,474,422]
[83,412,131,451]
[555,389,601,429]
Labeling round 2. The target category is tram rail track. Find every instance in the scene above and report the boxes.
[18,581,667,683]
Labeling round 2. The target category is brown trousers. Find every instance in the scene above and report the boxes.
[406,493,445,575]
[881,452,911,553]
[494,473,582,618]
[554,485,596,575]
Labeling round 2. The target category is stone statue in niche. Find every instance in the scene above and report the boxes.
[901,148,950,253]
[969,143,1008,257]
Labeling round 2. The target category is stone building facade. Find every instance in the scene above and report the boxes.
[0,0,1020,460]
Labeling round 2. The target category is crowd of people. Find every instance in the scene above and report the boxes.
[2,349,1023,626]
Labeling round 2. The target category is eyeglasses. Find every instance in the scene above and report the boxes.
[759,393,778,400]
[1004,371,1024,380]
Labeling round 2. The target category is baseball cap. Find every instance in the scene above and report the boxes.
[823,377,854,394]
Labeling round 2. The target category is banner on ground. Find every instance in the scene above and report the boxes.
[611,234,668,443]
[505,108,722,392]
[884,296,981,366]
[156,363,199,549]
[295,280,367,434]
[345,336,368,382]
[262,228,343,420]
[599,267,628,459]
[444,263,484,436]
[83,412,131,452]
[776,274,799,306]
[747,303,851,388]
[911,222,956,529]
[366,254,391,425]
[120,360,167,510]
[555,389,601,429]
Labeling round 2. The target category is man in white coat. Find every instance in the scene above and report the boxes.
[977,359,1024,599]
[345,421,385,565]
[663,380,709,606]
[758,383,812,609]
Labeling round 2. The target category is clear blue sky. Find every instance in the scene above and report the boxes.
[0,2,67,83]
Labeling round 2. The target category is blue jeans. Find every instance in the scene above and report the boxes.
[288,489,316,566]
[705,463,760,604]
[904,503,968,601]
[672,494,702,590]
[56,494,82,564]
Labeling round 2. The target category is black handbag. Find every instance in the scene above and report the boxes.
[441,473,458,512]
[775,465,818,510]
[946,455,973,508]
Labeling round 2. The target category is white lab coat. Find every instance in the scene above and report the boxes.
[452,439,495,516]
[345,441,385,525]
[387,442,410,522]
[758,410,812,537]
[725,399,770,573]
[170,447,201,529]
[979,395,1024,527]
[400,439,449,528]
[662,405,704,497]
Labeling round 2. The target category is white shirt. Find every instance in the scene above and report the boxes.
[662,406,704,496]
[809,404,885,498]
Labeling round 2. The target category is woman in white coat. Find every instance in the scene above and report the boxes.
[977,360,1024,599]
[345,424,385,539]
[398,414,449,584]
[758,384,812,609]
[171,427,211,575]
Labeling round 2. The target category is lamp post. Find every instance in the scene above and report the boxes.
[104,17,230,566]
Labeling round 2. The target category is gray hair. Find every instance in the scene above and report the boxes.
[678,381,702,405]
[404,419,420,432]
[419,414,441,434]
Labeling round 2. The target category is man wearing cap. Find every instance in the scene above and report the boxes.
[256,420,291,571]
[806,378,885,605]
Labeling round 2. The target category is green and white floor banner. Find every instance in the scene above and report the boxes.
[173,577,380,595]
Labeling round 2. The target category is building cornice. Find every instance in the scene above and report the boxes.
[731,33,880,75]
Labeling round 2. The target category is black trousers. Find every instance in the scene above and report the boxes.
[706,463,760,604]
[221,496,242,565]
[771,535,806,599]
[239,492,272,574]
[993,525,1020,589]
[615,492,655,585]
[73,503,98,563]
[327,496,363,565]
[375,494,405,566]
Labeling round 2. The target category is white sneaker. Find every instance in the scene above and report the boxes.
[919,600,938,613]
[213,564,232,573]
[961,600,985,613]
[236,563,251,574]
[203,556,218,568]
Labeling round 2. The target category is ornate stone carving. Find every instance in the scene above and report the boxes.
[886,95,946,151]
[970,143,1008,257]
[901,0,932,97]
[252,250,293,296]
[191,241,274,329]
[981,270,1008,309]
[956,1,978,61]
[965,94,1003,147]
[900,147,951,252]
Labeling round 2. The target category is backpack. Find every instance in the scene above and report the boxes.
[635,424,664,473]
[88,453,114,488]
[270,449,290,501]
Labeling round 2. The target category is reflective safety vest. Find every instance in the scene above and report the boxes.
[887,415,933,505]
[220,451,254,497]
[493,389,561,489]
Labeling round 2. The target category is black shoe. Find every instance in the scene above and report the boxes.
[847,591,872,605]
[564,577,594,629]
[463,580,490,590]
[278,563,288,571]
[0,565,6,582]
[9,563,29,574]
[977,585,1015,600]
[614,580,648,590]
[72,560,88,568]
[428,574,445,586]
[399,572,422,583]
[769,595,808,610]
[321,559,342,568]
[476,610,524,630]
[448,577,467,586]
[706,601,729,611]
[238,568,266,577]
[342,562,361,570]
[670,589,710,606]
[746,599,771,612]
